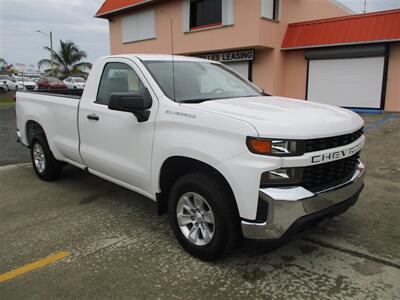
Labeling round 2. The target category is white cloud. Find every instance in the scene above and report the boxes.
[338,0,400,12]
[1,0,400,67]
[0,0,109,66]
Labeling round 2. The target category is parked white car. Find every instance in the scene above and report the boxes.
[26,74,42,83]
[63,77,86,89]
[14,76,37,90]
[0,75,18,91]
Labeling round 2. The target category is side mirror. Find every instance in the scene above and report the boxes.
[108,88,153,122]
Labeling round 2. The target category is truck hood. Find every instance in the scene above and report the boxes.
[189,96,364,139]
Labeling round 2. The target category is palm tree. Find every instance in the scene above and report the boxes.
[38,40,92,79]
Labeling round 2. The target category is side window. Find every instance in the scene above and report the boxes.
[261,0,280,21]
[121,9,156,43]
[190,0,222,29]
[96,62,146,105]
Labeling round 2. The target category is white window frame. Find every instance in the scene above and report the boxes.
[261,0,280,21]
[121,9,156,43]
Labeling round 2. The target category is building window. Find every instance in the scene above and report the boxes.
[261,0,280,21]
[121,9,156,43]
[190,0,222,30]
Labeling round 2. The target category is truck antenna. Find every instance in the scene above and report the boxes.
[170,19,176,102]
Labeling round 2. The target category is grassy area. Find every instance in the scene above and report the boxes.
[0,92,15,107]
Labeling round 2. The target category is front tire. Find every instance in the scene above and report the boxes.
[30,135,63,181]
[168,172,241,261]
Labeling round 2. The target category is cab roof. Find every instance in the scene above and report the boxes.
[107,54,213,63]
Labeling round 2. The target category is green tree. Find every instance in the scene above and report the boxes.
[38,40,92,79]
[0,58,6,69]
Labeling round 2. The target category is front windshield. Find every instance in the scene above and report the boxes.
[47,77,60,82]
[73,78,85,82]
[0,76,10,80]
[143,61,261,103]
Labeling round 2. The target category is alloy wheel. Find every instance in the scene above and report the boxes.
[176,192,215,246]
[33,143,46,173]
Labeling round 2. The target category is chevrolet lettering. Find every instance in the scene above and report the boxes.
[311,141,363,164]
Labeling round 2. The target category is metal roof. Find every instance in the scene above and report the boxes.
[96,0,156,18]
[282,9,400,50]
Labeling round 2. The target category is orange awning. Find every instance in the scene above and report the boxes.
[282,9,400,50]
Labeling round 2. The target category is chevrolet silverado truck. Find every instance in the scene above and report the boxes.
[16,55,365,261]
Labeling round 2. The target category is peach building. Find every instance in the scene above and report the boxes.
[96,0,400,111]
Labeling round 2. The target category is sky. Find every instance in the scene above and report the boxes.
[1,0,400,68]
[0,0,109,68]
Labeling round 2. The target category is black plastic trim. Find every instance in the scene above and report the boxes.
[20,89,82,99]
[380,44,390,110]
[247,127,363,157]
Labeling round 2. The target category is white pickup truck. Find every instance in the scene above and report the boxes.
[16,55,365,260]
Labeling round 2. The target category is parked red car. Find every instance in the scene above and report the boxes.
[37,77,67,90]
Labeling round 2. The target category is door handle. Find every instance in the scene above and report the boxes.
[87,113,99,121]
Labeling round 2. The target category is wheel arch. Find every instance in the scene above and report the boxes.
[157,156,239,217]
[25,120,47,147]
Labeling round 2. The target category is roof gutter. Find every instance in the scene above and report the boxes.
[281,38,400,51]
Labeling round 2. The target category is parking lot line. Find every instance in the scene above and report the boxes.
[0,251,69,283]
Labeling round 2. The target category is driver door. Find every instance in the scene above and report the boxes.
[78,58,158,195]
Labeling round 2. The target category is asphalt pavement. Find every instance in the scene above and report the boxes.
[0,104,30,166]
[0,105,399,299]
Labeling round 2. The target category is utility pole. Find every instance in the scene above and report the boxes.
[363,0,367,13]
[37,30,54,76]
[50,31,54,76]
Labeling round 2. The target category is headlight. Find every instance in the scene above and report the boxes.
[246,137,300,156]
[260,168,303,186]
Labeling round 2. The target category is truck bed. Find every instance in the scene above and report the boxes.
[16,88,83,166]
[22,89,83,99]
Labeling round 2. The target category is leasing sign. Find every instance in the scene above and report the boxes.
[197,50,254,63]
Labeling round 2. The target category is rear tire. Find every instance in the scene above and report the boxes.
[168,172,241,261]
[30,135,63,181]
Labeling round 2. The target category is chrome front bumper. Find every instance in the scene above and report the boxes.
[241,160,366,240]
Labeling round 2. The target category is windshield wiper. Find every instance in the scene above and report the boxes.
[179,95,261,103]
[179,98,219,104]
